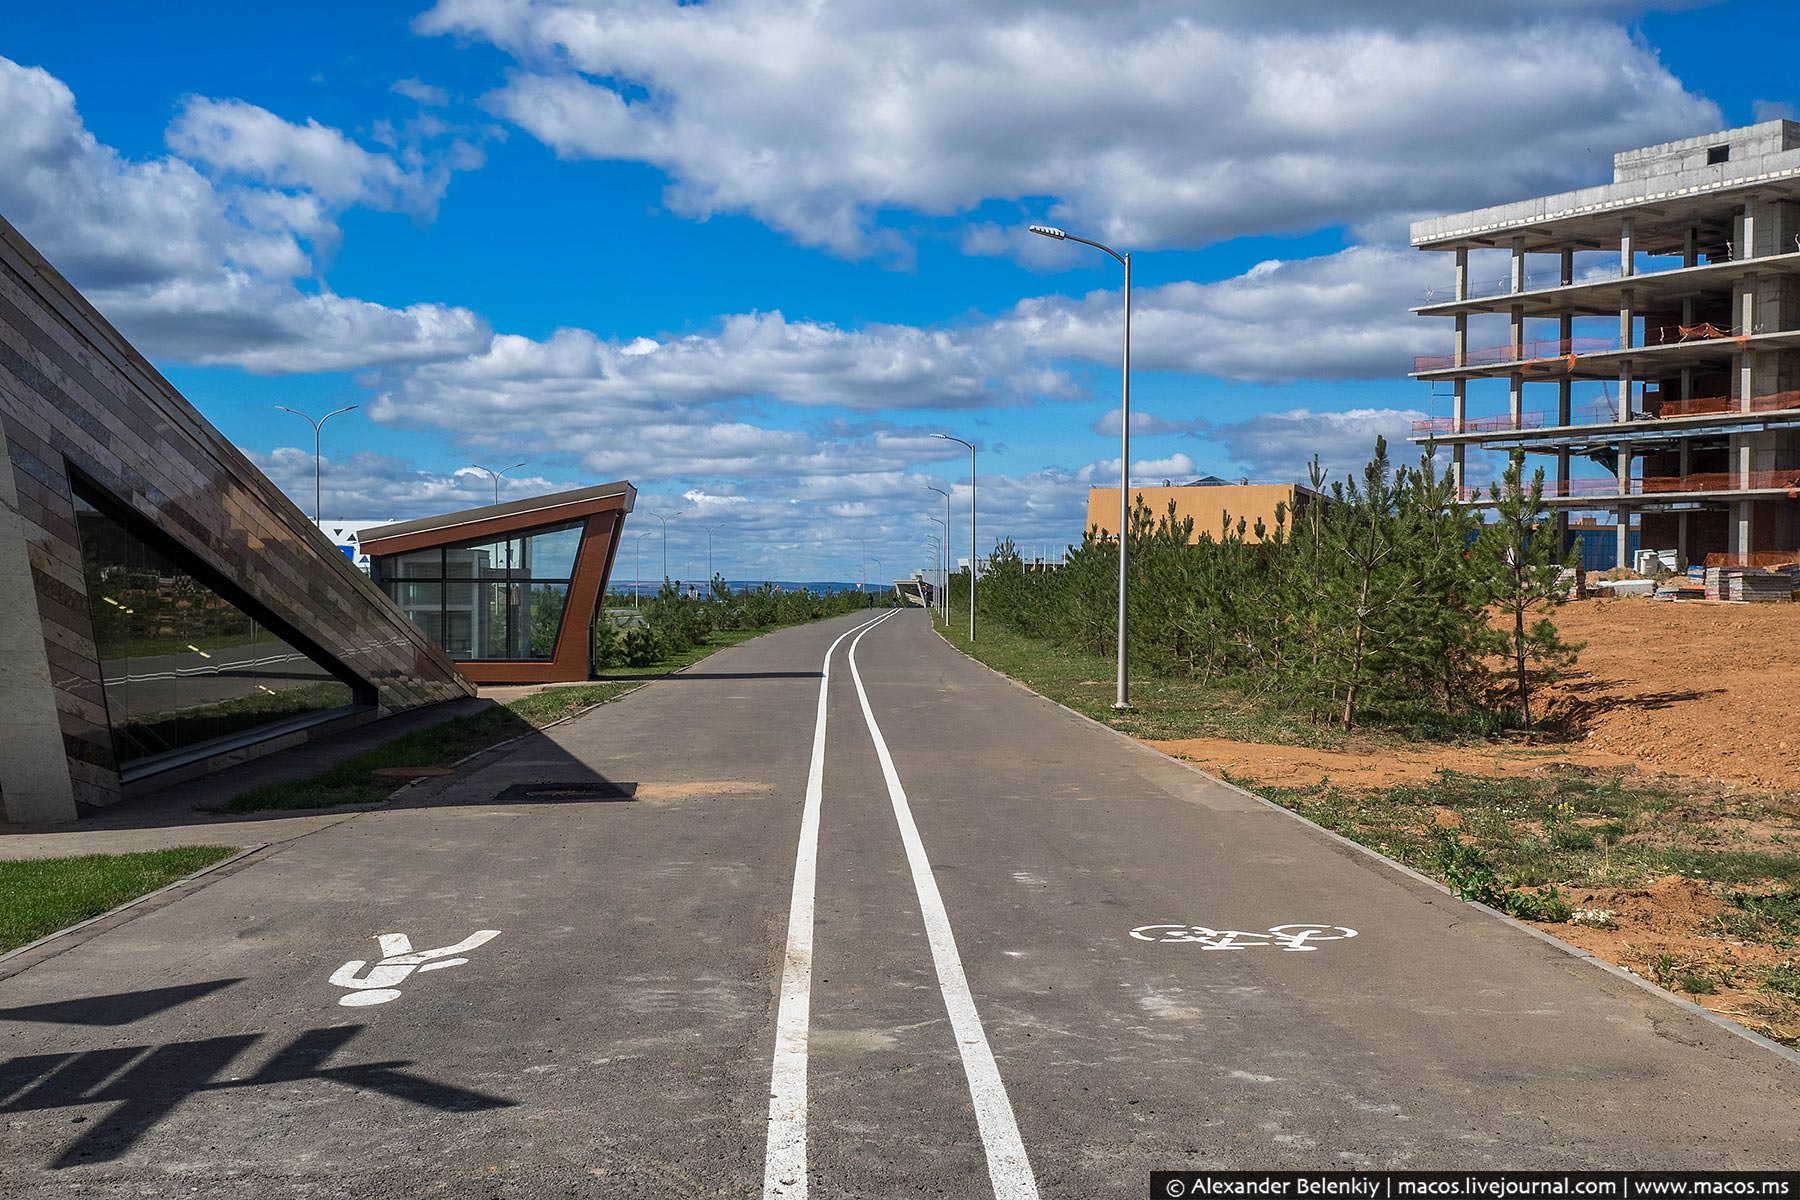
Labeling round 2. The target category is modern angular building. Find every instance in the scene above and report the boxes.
[362,483,635,685]
[0,213,473,824]
[1409,120,1800,568]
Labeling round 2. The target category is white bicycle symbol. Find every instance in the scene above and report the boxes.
[1129,923,1358,952]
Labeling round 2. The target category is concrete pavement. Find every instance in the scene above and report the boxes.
[0,609,1795,1197]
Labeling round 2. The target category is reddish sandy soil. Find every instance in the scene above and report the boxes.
[1143,598,1800,1044]
[1149,598,1800,792]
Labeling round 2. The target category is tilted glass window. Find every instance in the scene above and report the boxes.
[72,486,358,769]
[378,521,582,661]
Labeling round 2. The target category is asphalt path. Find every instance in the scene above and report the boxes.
[1,609,1796,1198]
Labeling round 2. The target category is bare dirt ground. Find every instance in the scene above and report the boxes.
[1144,598,1800,1046]
[1149,598,1800,791]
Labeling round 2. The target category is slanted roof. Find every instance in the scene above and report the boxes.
[360,482,636,557]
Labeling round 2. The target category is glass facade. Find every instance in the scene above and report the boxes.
[380,522,582,660]
[71,487,358,768]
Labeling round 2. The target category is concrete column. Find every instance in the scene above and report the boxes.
[1620,287,1634,350]
[1743,196,1758,259]
[1455,247,1469,301]
[1684,227,1697,269]
[1736,500,1753,558]
[1619,366,1633,421]
[1560,249,1574,288]
[1677,438,1692,571]
[1621,216,1635,277]
[1512,237,1526,292]
[0,454,79,824]
[1454,314,1467,371]
[1616,506,1631,570]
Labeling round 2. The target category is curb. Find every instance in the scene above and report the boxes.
[927,619,1800,1070]
[0,842,270,976]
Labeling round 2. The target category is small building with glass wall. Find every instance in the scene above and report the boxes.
[362,484,635,684]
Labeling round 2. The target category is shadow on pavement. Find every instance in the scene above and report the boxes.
[0,1023,515,1168]
[0,979,243,1026]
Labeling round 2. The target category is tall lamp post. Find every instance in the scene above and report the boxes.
[931,433,975,640]
[646,510,680,583]
[274,404,358,524]
[923,533,941,619]
[1029,222,1132,709]
[467,461,527,505]
[927,516,949,625]
[634,532,656,608]
[925,485,952,626]
[869,556,884,604]
[706,524,727,584]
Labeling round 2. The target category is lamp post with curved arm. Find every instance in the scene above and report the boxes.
[923,533,941,618]
[645,510,680,584]
[930,433,975,640]
[926,516,949,625]
[705,524,728,586]
[1029,221,1132,709]
[274,404,358,524]
[467,461,527,506]
[925,485,953,625]
[633,532,656,609]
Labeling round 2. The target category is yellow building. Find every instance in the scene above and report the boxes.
[1084,481,1321,543]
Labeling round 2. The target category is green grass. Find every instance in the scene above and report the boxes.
[222,627,781,814]
[0,846,238,952]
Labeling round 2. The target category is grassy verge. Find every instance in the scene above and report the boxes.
[0,846,238,952]
[932,615,1800,1046]
[935,615,1382,748]
[222,626,778,814]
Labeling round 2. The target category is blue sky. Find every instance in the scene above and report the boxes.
[4,1,1798,581]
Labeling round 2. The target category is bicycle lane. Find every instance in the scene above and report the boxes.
[846,612,1800,1194]
[0,612,879,1196]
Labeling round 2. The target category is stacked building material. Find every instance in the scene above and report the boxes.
[1704,566,1731,600]
[1729,569,1797,602]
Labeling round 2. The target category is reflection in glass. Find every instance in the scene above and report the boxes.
[378,521,582,662]
[72,488,356,767]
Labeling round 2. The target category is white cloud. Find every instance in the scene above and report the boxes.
[1205,406,1426,484]
[1077,452,1202,488]
[251,447,573,518]
[419,0,1718,257]
[392,78,451,107]
[0,56,486,374]
[1002,247,1445,383]
[1088,407,1204,437]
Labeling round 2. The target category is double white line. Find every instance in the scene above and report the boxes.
[762,610,1038,1199]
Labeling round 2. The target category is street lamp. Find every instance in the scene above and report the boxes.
[274,404,358,524]
[930,433,975,640]
[705,524,727,584]
[646,510,680,583]
[869,556,884,603]
[927,515,948,625]
[634,532,656,608]
[923,533,941,619]
[925,485,952,625]
[1030,221,1132,709]
[467,461,527,506]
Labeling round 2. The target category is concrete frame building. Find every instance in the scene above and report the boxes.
[1409,120,1800,569]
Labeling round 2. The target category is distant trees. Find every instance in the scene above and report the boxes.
[976,438,1581,732]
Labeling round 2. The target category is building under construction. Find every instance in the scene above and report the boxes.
[1409,120,1800,569]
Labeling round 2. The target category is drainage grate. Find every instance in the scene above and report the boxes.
[493,781,638,804]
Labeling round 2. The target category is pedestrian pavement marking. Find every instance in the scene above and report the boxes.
[1129,924,1359,951]
[846,617,1040,1200]
[328,929,501,1006]
[763,609,897,1200]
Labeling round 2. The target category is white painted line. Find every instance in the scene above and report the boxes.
[846,618,1039,1200]
[763,609,897,1200]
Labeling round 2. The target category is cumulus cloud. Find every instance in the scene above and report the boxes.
[1002,247,1445,383]
[0,56,486,373]
[250,448,574,518]
[167,97,460,215]
[1206,406,1427,483]
[392,78,451,107]
[1088,407,1205,437]
[418,0,1718,257]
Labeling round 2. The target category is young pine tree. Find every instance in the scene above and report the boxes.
[1482,450,1583,727]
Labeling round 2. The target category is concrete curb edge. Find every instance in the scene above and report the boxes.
[926,619,1800,1070]
[0,841,270,972]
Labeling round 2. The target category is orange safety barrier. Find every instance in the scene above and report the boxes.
[1704,551,1800,568]
[1459,470,1800,503]
[1413,336,1617,373]
[1409,413,1548,435]
[1656,390,1800,418]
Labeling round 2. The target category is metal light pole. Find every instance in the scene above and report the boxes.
[924,533,941,619]
[275,404,358,524]
[646,510,680,583]
[634,532,656,608]
[467,461,527,506]
[927,516,949,625]
[705,524,728,584]
[869,556,884,603]
[925,485,953,626]
[1030,222,1132,709]
[931,433,975,640]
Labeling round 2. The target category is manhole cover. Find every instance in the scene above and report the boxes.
[493,781,638,804]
